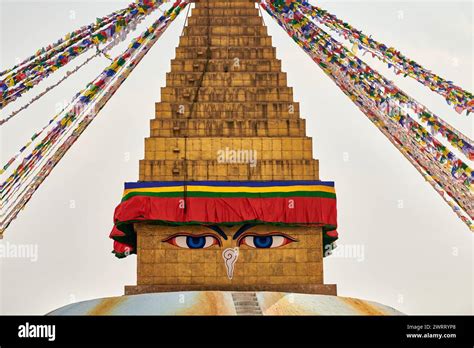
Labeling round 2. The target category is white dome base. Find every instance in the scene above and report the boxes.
[48,291,403,315]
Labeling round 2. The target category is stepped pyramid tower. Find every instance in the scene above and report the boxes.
[112,0,338,296]
[49,0,404,316]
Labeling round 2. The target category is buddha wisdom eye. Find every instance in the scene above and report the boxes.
[238,234,296,249]
[163,234,220,249]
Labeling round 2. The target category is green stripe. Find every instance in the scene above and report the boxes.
[121,190,337,201]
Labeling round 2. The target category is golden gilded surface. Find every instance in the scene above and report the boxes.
[135,224,323,288]
[128,0,335,294]
[139,0,319,182]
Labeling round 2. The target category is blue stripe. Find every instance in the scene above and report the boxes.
[124,180,335,189]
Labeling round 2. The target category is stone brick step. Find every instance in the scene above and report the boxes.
[193,0,258,9]
[233,301,260,307]
[233,296,258,302]
[165,72,288,88]
[191,8,259,17]
[175,46,276,59]
[235,309,262,315]
[187,15,262,26]
[235,305,263,315]
[160,87,294,103]
[170,58,282,73]
[125,284,337,296]
[179,35,272,47]
[183,25,267,36]
[149,119,306,137]
[234,299,260,305]
[138,159,320,181]
[156,110,301,119]
[155,101,300,119]
[143,136,314,161]
[232,292,262,315]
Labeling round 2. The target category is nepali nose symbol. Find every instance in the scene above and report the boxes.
[222,247,239,279]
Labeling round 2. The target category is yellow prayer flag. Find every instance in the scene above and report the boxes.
[351,42,358,55]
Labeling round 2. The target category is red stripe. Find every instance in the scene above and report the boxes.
[113,240,133,254]
[114,196,337,226]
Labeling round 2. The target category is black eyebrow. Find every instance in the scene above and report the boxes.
[232,224,257,240]
[204,225,228,240]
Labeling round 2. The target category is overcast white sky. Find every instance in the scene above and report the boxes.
[0,0,472,315]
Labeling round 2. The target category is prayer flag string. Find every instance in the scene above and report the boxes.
[260,0,473,229]
[0,0,163,110]
[0,1,190,234]
[288,0,473,115]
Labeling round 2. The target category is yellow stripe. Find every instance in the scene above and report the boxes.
[87,297,126,316]
[122,185,335,197]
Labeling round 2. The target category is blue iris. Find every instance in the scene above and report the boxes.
[186,236,206,249]
[253,236,273,248]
